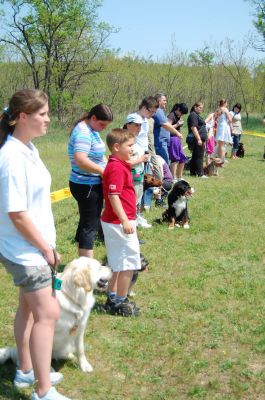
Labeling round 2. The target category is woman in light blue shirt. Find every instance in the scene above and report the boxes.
[68,104,113,258]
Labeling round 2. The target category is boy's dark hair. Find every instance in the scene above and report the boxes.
[170,103,188,114]
[139,96,159,110]
[106,128,135,151]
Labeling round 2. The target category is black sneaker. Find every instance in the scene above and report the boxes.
[104,296,115,312]
[155,199,165,207]
[110,298,140,317]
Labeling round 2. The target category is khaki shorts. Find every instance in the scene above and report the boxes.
[0,253,52,293]
[101,220,141,272]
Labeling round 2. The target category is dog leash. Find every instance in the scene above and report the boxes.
[50,248,62,291]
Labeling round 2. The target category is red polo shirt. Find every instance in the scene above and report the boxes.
[101,155,136,224]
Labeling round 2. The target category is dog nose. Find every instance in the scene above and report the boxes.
[97,278,109,289]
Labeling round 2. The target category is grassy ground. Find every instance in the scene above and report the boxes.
[0,124,265,400]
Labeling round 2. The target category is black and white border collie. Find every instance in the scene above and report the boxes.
[162,180,194,229]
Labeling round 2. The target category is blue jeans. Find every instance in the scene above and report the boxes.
[142,187,154,207]
[155,140,170,165]
[232,135,240,153]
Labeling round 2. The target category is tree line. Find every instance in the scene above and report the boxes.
[0,0,264,123]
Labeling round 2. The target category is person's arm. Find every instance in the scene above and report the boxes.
[161,121,182,137]
[108,195,134,234]
[8,211,60,266]
[128,153,150,167]
[223,107,233,130]
[205,113,214,123]
[74,152,104,176]
[191,126,202,146]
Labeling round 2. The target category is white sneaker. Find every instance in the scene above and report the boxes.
[32,386,72,400]
[14,369,63,388]
[200,175,208,179]
[136,216,152,228]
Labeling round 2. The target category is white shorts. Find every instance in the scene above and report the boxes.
[101,220,141,272]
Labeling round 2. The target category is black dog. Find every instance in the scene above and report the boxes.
[161,180,194,229]
[236,143,245,158]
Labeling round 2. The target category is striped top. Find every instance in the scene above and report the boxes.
[68,121,106,185]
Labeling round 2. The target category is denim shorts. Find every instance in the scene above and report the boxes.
[0,253,52,292]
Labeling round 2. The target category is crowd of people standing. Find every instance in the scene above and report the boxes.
[0,88,243,400]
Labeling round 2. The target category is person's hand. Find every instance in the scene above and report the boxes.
[43,247,61,267]
[122,220,134,234]
[178,133,182,139]
[197,138,202,146]
[142,154,150,162]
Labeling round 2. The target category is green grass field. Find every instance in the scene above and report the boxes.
[0,123,265,400]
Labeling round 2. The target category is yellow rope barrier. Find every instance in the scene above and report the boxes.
[50,187,72,203]
[244,131,265,138]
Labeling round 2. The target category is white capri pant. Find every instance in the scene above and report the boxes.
[101,220,141,272]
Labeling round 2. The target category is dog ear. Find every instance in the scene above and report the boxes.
[73,267,92,292]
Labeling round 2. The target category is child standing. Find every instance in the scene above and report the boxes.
[124,113,151,227]
[230,103,243,159]
[101,129,141,316]
[205,112,216,165]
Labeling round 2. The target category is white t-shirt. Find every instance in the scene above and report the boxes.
[136,116,149,152]
[0,136,56,266]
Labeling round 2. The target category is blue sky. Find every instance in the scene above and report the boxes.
[98,0,262,60]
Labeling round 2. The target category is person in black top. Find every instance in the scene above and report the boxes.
[187,101,208,178]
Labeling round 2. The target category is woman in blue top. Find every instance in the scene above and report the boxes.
[68,104,113,258]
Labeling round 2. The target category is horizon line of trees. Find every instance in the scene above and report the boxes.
[0,0,264,123]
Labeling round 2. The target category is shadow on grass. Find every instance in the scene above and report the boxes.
[0,362,30,399]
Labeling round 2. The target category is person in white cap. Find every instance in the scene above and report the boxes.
[124,112,152,228]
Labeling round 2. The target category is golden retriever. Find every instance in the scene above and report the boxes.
[0,257,112,372]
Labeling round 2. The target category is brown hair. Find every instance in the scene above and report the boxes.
[0,89,48,148]
[190,101,203,113]
[139,96,159,110]
[106,128,135,151]
[219,99,227,107]
[74,103,113,127]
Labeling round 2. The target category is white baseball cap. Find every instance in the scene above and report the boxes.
[125,113,143,124]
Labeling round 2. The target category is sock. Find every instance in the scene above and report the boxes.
[108,291,116,301]
[115,295,126,304]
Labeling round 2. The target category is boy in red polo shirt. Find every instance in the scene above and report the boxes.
[101,128,141,316]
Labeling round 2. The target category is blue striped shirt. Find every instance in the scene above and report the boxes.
[68,121,106,185]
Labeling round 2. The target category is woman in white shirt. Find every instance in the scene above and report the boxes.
[0,89,71,400]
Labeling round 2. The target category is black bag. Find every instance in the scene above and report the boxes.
[186,132,195,151]
[198,125,207,141]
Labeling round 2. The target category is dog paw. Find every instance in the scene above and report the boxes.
[183,223,190,229]
[80,359,93,373]
[175,223,181,228]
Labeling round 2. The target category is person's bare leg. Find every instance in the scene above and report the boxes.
[14,289,34,371]
[108,272,119,294]
[116,270,134,298]
[218,141,225,161]
[177,163,185,179]
[79,248,93,258]
[25,286,60,397]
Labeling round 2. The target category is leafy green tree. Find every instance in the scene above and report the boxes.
[0,0,115,119]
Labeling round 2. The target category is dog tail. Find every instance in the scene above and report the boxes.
[0,347,18,364]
